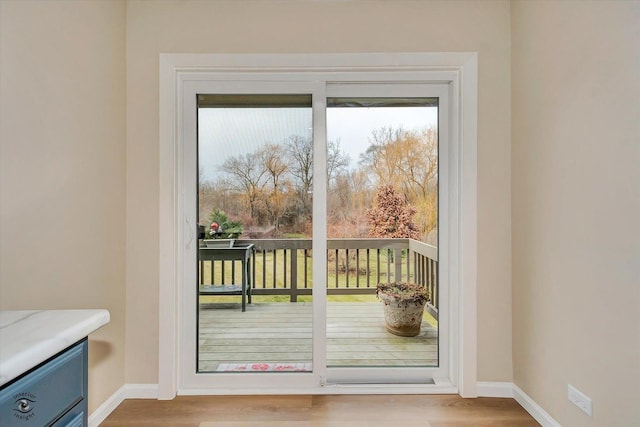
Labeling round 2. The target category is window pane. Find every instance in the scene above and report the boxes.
[197,94,313,373]
[326,97,439,368]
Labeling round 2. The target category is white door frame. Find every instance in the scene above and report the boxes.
[158,52,477,399]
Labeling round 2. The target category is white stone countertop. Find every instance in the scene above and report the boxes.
[0,309,110,387]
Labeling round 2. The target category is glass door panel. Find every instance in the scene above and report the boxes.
[325,95,439,371]
[197,94,314,374]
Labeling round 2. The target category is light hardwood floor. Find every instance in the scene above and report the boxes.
[100,395,540,426]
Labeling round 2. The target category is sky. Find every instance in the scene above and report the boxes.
[198,106,437,182]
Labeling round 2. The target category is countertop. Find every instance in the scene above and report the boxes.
[0,309,110,387]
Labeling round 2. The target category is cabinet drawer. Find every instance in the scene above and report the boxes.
[53,402,85,427]
[0,340,86,426]
[57,411,84,427]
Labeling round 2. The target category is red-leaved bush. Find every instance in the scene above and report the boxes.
[366,185,420,239]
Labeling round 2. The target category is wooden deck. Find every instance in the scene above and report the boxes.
[198,302,438,372]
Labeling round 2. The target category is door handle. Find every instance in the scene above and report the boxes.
[185,217,194,247]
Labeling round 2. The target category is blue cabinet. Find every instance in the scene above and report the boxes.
[0,339,87,426]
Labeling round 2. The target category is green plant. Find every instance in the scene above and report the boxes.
[208,208,243,238]
[376,282,430,307]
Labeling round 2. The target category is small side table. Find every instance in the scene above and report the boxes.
[198,244,254,312]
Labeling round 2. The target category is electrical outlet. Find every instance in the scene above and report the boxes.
[568,384,592,416]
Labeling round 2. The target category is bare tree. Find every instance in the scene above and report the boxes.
[259,143,290,231]
[221,152,268,218]
[327,138,351,184]
[360,126,438,238]
[286,135,313,217]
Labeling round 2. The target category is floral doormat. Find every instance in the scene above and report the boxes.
[216,362,312,372]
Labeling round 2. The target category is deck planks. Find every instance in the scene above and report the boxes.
[198,302,438,371]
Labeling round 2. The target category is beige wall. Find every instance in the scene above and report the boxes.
[0,0,127,413]
[512,1,640,425]
[3,0,639,422]
[125,0,513,383]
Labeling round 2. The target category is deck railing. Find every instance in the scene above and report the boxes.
[199,238,439,317]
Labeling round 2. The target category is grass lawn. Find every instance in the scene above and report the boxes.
[200,249,412,289]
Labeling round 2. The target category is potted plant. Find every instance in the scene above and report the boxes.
[376,282,430,337]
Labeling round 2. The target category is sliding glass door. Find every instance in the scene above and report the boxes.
[324,84,446,384]
[180,78,448,389]
[325,96,438,363]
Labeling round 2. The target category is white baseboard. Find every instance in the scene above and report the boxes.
[478,382,561,426]
[89,384,158,427]
[477,381,514,398]
[513,384,562,427]
[122,383,159,399]
[88,385,125,427]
